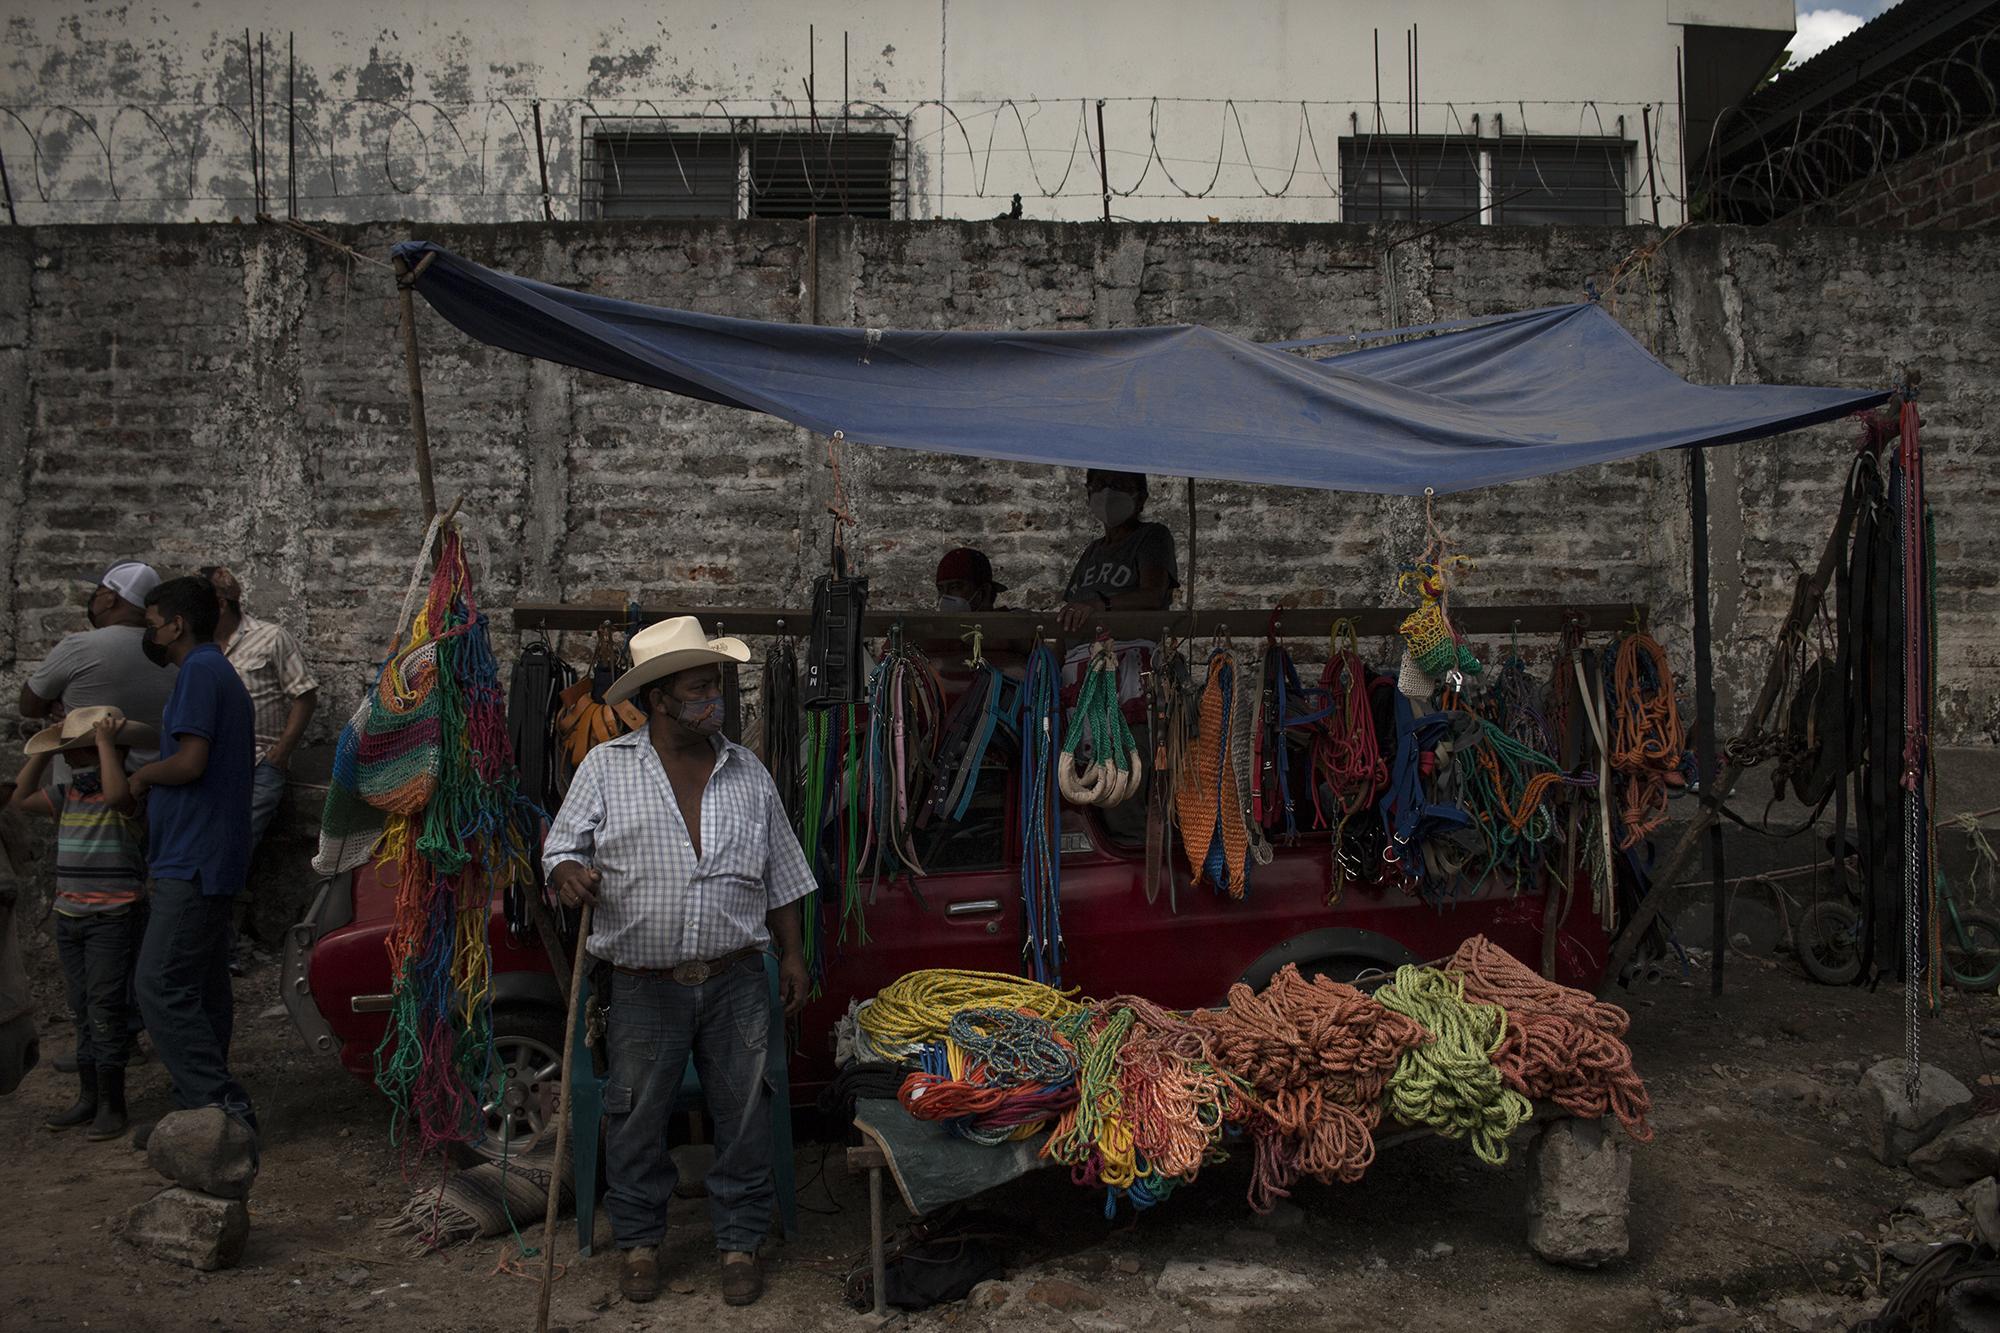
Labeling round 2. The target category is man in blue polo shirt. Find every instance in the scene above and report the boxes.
[128,575,256,1138]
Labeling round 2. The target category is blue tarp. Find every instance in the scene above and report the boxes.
[392,240,1886,496]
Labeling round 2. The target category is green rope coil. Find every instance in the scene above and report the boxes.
[1376,964,1532,1165]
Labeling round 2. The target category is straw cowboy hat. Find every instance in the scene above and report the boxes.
[603,616,751,707]
[24,705,160,756]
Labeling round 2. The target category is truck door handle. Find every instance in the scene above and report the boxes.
[946,899,1003,917]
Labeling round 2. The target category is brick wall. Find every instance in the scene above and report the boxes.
[2,219,1995,770]
[1791,120,2000,231]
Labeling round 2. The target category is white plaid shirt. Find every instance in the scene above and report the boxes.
[541,729,815,969]
[221,613,318,764]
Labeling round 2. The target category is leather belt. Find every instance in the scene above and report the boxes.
[614,946,762,986]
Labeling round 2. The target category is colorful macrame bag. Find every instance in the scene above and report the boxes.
[313,512,458,876]
[1397,557,1482,680]
[356,641,444,814]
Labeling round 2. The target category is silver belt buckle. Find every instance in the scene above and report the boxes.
[671,959,711,986]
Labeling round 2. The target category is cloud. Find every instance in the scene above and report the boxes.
[1788,8,1869,66]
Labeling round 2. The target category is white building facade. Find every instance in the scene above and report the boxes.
[1,0,1796,227]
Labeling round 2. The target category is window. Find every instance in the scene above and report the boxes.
[585,120,905,221]
[1340,135,1628,226]
[1491,138,1627,225]
[1341,137,1482,224]
[594,134,738,220]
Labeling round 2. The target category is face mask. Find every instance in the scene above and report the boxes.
[937,594,973,614]
[1088,489,1137,527]
[142,630,173,669]
[675,696,725,735]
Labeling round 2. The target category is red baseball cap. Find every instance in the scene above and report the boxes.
[935,547,1005,594]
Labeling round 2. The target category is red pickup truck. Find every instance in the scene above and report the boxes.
[285,758,1608,1158]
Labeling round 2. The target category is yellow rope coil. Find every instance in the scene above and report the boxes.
[857,969,1084,1051]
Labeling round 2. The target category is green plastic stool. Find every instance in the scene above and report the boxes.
[569,956,798,1256]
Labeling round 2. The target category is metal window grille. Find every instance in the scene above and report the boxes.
[1340,137,1482,223]
[1339,135,1628,226]
[582,118,907,221]
[1490,138,1627,225]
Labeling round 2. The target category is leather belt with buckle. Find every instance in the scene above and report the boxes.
[616,946,762,986]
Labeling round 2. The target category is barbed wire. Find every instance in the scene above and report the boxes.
[1700,20,2000,223]
[0,92,1689,223]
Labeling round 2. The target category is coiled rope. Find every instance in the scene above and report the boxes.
[1059,637,1145,807]
[1447,935,1653,1141]
[1611,632,1687,850]
[856,968,1083,1057]
[1192,964,1425,1213]
[1375,964,1533,1165]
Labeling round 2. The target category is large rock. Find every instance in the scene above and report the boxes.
[146,1107,259,1200]
[1857,1060,1973,1166]
[1969,1177,2000,1250]
[1525,1118,1631,1268]
[122,1187,249,1271]
[1908,1116,2000,1187]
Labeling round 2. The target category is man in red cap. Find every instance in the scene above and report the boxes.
[934,548,1005,614]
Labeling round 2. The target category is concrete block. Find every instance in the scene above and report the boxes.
[122,1187,249,1271]
[1525,1117,1631,1268]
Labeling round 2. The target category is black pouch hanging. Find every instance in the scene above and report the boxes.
[806,549,870,708]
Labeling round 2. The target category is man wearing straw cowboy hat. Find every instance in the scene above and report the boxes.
[542,616,813,1308]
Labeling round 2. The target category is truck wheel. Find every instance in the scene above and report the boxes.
[473,1005,566,1163]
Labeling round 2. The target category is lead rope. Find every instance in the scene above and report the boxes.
[1145,642,1191,909]
[1314,621,1387,903]
[1019,643,1065,985]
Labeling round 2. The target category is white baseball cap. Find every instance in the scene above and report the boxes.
[79,561,163,609]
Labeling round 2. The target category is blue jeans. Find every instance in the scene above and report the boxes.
[248,761,287,852]
[136,878,253,1124]
[56,907,139,1070]
[602,958,774,1253]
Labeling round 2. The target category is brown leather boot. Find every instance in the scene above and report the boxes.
[619,1246,660,1304]
[719,1251,762,1306]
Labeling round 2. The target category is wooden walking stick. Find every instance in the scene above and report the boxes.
[535,901,592,1333]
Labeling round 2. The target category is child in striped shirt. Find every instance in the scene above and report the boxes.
[9,706,154,1139]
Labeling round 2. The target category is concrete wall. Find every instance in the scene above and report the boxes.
[0,0,1793,225]
[2,216,1995,942]
[2,217,1994,739]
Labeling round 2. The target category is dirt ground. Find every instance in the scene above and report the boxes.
[1,949,1995,1333]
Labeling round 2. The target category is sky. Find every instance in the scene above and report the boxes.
[1788,1,1903,67]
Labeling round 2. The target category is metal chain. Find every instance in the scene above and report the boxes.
[1896,475,1922,1107]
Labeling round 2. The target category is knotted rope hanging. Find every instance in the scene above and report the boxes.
[1610,631,1687,850]
[1060,637,1145,807]
[861,633,945,883]
[368,515,541,1173]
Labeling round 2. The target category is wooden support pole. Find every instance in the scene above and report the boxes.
[392,253,439,521]
[1688,448,1728,996]
[535,901,593,1333]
